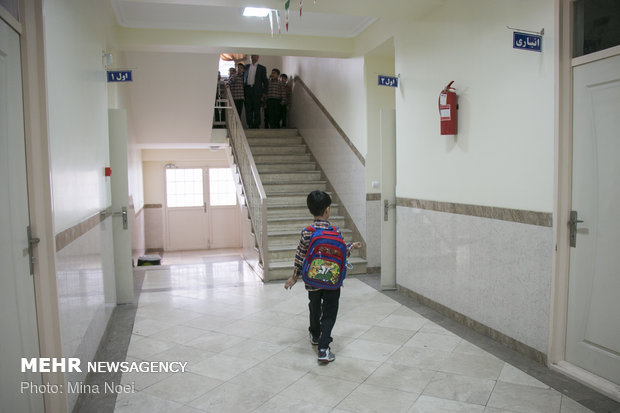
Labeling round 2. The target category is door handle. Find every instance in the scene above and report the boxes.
[27,226,40,276]
[204,202,207,213]
[384,199,396,221]
[113,207,128,230]
[569,210,584,248]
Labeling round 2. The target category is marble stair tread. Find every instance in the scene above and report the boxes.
[268,228,353,237]
[267,215,345,223]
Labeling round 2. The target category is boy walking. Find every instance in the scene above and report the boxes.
[285,190,362,363]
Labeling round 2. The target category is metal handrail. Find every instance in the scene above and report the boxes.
[224,87,269,280]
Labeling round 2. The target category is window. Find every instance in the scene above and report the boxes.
[218,59,236,79]
[573,0,620,57]
[166,168,203,207]
[209,168,237,206]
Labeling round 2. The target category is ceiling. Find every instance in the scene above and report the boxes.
[111,0,444,39]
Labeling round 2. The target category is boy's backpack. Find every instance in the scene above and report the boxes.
[301,226,348,290]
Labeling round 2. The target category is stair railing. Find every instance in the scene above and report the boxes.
[224,87,269,280]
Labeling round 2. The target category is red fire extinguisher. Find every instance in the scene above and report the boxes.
[439,81,458,135]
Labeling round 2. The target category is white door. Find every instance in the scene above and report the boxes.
[380,109,397,290]
[566,53,620,386]
[165,168,210,251]
[165,167,240,251]
[208,168,241,249]
[109,109,134,304]
[0,19,44,412]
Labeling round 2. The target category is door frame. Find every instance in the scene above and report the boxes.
[13,1,67,412]
[550,0,620,401]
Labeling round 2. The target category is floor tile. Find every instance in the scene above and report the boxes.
[310,355,381,383]
[498,364,549,389]
[365,362,435,394]
[184,330,246,353]
[388,346,452,370]
[147,325,208,344]
[404,331,462,352]
[278,372,360,408]
[338,338,401,362]
[438,352,505,381]
[141,372,222,404]
[337,383,419,413]
[187,353,257,381]
[560,396,595,413]
[188,382,275,412]
[114,391,182,413]
[228,361,307,393]
[253,394,333,413]
[357,325,416,346]
[220,338,285,362]
[409,395,485,413]
[378,314,427,331]
[486,381,562,413]
[422,372,496,405]
[106,257,611,413]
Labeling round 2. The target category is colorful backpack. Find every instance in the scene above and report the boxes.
[301,226,348,290]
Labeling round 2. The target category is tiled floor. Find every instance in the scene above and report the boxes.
[110,252,607,413]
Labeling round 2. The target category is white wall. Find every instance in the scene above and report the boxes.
[42,1,118,410]
[282,55,367,156]
[44,0,116,232]
[124,51,220,145]
[393,0,554,212]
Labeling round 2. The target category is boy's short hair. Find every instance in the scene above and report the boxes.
[307,190,331,217]
[281,73,288,80]
[271,68,281,75]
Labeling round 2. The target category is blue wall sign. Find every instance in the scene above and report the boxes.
[107,70,133,82]
[378,75,398,88]
[513,32,542,52]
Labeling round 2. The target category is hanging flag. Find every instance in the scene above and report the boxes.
[276,10,281,34]
[300,0,303,16]
[284,0,290,31]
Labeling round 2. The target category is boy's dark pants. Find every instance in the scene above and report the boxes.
[267,98,281,128]
[308,288,340,349]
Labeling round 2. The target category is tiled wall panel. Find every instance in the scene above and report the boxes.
[396,206,553,354]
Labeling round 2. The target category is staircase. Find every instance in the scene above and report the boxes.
[244,128,367,281]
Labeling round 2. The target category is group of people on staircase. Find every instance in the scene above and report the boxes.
[226,54,291,129]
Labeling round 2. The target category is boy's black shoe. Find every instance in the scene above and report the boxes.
[318,348,335,363]
[309,332,319,346]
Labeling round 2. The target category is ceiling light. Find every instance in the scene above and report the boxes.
[243,7,271,17]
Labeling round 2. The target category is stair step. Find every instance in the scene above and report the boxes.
[267,257,367,281]
[248,137,303,146]
[256,162,316,173]
[268,228,354,244]
[244,128,299,138]
[267,204,340,218]
[264,182,327,194]
[266,192,333,207]
[260,171,322,183]
[268,245,362,261]
[267,216,345,231]
[250,145,307,155]
[254,154,312,163]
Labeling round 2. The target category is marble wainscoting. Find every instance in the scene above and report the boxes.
[55,212,117,410]
[366,193,382,271]
[291,77,366,241]
[144,204,163,253]
[395,198,553,362]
